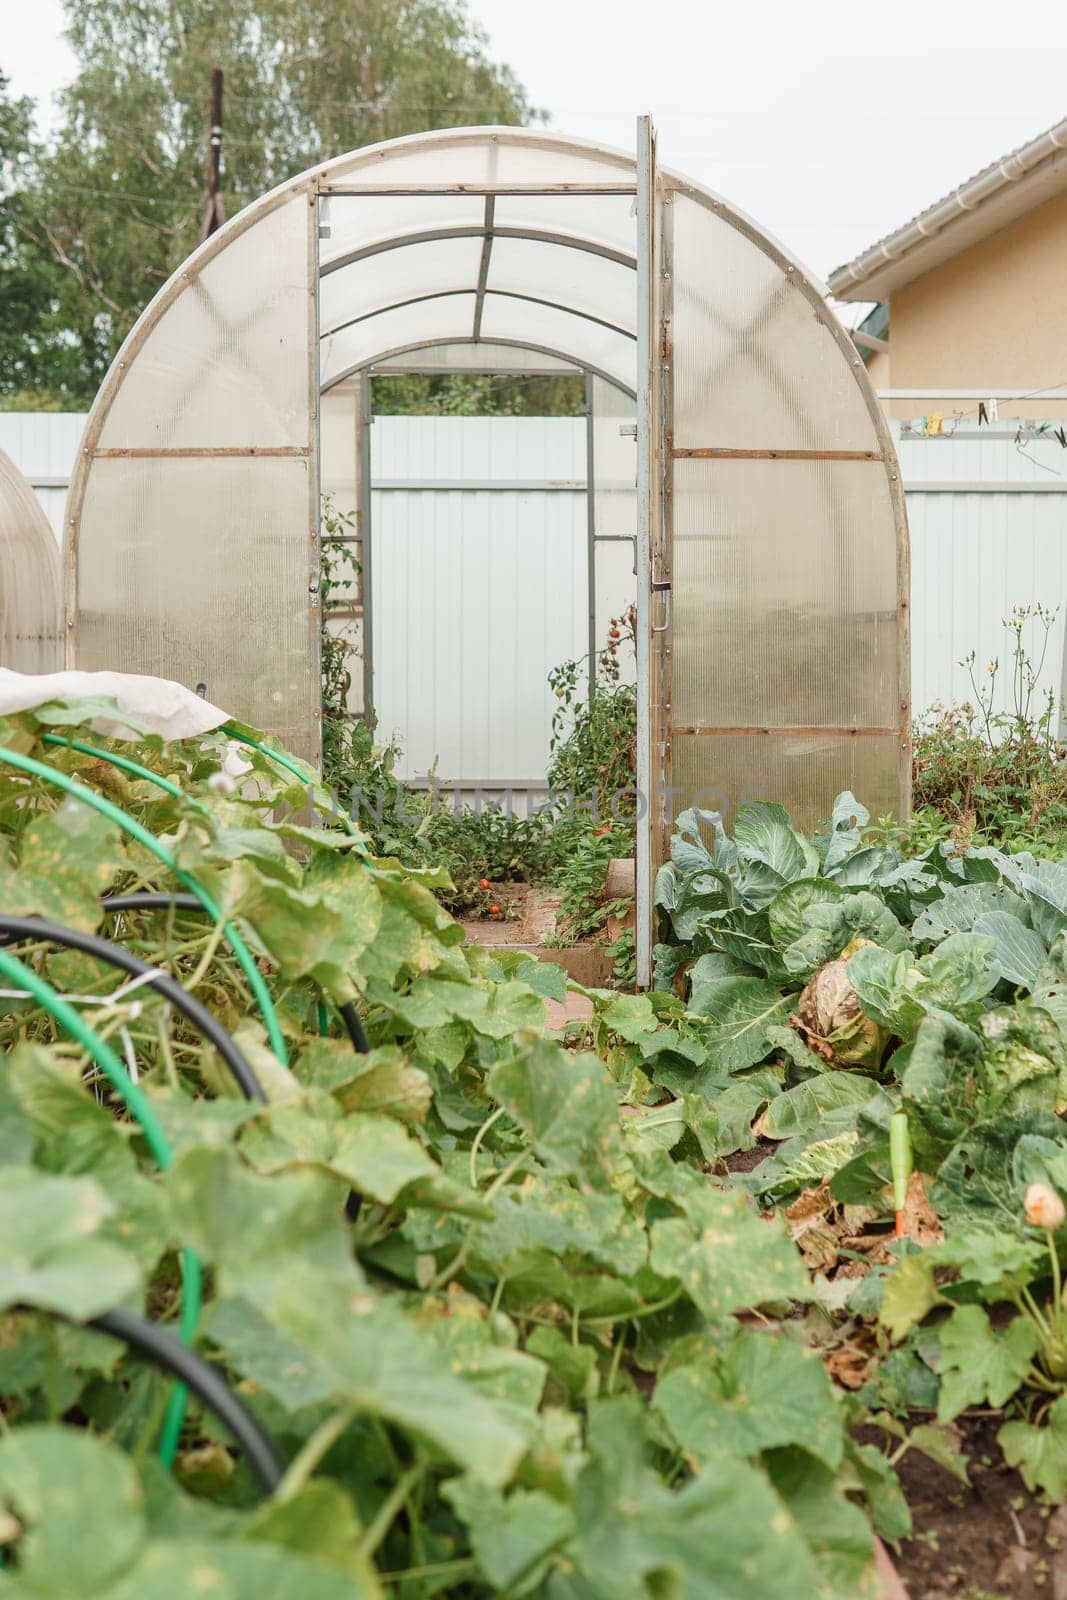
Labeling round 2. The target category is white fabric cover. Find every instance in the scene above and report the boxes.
[0,669,231,741]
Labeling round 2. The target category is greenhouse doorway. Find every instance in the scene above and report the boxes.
[320,354,638,798]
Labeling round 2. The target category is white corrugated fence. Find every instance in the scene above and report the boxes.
[5,410,1067,757]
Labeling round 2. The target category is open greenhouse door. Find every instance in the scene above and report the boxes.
[634,114,663,990]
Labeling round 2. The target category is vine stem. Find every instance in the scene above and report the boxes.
[379,1558,477,1582]
[357,1461,423,1558]
[606,1325,627,1394]
[1048,1234,1063,1319]
[1017,1285,1053,1342]
[582,1288,682,1327]
[469,1104,506,1189]
[273,1402,356,1503]
[182,915,228,994]
[1026,1364,1064,1395]
[154,1012,181,1092]
[430,1152,528,1292]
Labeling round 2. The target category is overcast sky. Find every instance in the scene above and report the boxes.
[4,0,1067,323]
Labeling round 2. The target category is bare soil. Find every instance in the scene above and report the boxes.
[891,1412,1063,1600]
[722,1137,777,1175]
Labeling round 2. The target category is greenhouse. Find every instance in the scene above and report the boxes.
[65,121,909,985]
[0,447,62,674]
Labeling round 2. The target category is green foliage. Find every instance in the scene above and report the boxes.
[550,819,634,943]
[548,611,638,812]
[319,592,635,933]
[0,72,85,404]
[4,0,537,401]
[0,698,886,1594]
[649,775,1067,1491]
[910,605,1067,857]
[371,372,586,418]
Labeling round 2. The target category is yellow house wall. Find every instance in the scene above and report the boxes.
[864,348,890,390]
[882,190,1067,420]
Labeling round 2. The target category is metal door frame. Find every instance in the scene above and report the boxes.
[635,114,669,989]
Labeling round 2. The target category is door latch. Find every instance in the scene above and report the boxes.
[651,577,671,633]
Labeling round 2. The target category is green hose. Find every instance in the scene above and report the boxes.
[41,733,187,803]
[0,946,201,1468]
[0,743,287,1067]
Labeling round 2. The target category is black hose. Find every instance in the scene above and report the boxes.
[87,1307,286,1492]
[102,892,204,915]
[339,999,370,1055]
[0,914,266,1105]
[339,1008,369,1222]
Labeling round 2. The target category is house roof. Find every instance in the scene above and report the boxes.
[829,115,1067,302]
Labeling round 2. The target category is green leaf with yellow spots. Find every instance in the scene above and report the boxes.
[488,1040,620,1182]
[0,1168,141,1320]
[0,798,125,930]
[655,1328,844,1470]
[649,1185,808,1319]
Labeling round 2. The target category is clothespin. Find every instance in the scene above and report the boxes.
[1056,428,1067,449]
[978,401,989,426]
[919,415,928,437]
[989,397,999,422]
[928,412,943,436]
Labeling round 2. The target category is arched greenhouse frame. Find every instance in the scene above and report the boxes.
[64,121,910,985]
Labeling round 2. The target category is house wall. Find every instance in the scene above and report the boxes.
[883,190,1067,420]
[865,348,890,391]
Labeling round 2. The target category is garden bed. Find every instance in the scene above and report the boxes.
[891,1412,1061,1599]
[726,1130,1061,1599]
[5,628,1067,1597]
[457,868,633,991]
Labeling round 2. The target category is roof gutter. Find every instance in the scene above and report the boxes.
[829,116,1067,300]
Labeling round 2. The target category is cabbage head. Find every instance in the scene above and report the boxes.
[794,937,889,1070]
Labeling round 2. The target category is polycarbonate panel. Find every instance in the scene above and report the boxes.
[320,384,361,606]
[0,448,61,672]
[320,385,358,523]
[486,237,635,333]
[669,192,878,452]
[479,297,634,390]
[671,458,900,729]
[594,539,636,674]
[371,341,579,373]
[324,613,365,716]
[76,457,316,754]
[591,375,636,665]
[320,384,364,716]
[323,135,632,191]
[98,195,311,450]
[319,235,484,335]
[591,377,636,539]
[493,194,636,259]
[318,192,485,269]
[320,296,479,386]
[671,732,901,835]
